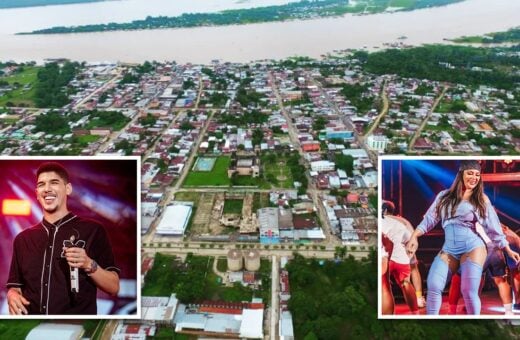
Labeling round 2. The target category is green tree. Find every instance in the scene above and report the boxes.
[252,128,263,146]
[312,116,326,131]
[180,121,194,131]
[303,332,318,340]
[335,154,354,176]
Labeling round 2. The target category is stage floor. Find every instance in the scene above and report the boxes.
[394,291,520,316]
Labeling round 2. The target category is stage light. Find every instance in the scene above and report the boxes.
[2,199,31,216]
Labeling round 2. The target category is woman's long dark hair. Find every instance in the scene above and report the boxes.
[435,170,487,219]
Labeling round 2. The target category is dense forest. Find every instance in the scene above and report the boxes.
[287,252,519,339]
[356,45,520,90]
[26,0,462,34]
[34,62,78,108]
[0,0,106,9]
[454,27,520,44]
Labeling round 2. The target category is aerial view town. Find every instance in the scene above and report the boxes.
[0,0,519,339]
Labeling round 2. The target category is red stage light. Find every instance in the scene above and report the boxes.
[2,199,31,216]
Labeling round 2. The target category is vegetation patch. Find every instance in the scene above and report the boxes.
[142,253,268,304]
[252,192,270,212]
[34,62,79,108]
[74,134,101,146]
[184,156,231,187]
[0,66,40,107]
[261,152,294,188]
[231,175,271,189]
[85,110,130,131]
[287,252,513,339]
[174,192,201,206]
[28,0,463,34]
[360,45,520,90]
[0,320,41,339]
[217,257,228,272]
[453,27,520,44]
[223,199,243,214]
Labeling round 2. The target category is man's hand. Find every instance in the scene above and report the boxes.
[506,248,520,264]
[7,288,30,315]
[63,246,92,270]
[406,236,419,257]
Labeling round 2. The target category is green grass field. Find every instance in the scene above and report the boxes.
[217,257,228,272]
[85,111,130,131]
[262,153,294,188]
[75,134,101,146]
[252,192,270,212]
[0,66,40,107]
[184,156,231,186]
[223,199,243,214]
[232,175,271,188]
[174,191,201,207]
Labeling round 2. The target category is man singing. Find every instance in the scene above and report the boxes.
[6,162,120,315]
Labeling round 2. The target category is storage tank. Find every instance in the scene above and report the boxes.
[244,249,260,271]
[227,249,243,271]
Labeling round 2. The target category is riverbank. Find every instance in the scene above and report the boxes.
[0,0,518,64]
[25,0,463,35]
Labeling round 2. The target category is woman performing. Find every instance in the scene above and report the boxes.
[406,160,520,315]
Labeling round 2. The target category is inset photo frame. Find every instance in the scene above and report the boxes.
[378,156,520,319]
[0,156,140,319]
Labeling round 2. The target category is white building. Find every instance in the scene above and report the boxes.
[141,294,178,324]
[342,148,369,159]
[310,160,335,172]
[240,309,264,339]
[367,135,390,151]
[279,311,295,340]
[26,323,84,340]
[155,203,192,235]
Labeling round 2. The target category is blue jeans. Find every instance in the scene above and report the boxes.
[426,225,485,314]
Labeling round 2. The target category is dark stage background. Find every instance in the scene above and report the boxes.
[0,159,138,315]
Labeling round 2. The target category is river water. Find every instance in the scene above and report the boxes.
[0,0,519,64]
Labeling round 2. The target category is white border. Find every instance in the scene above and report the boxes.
[378,155,520,320]
[0,155,141,319]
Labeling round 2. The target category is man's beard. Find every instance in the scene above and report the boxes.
[43,205,58,214]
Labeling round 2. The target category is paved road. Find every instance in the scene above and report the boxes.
[269,72,338,246]
[97,108,142,153]
[365,79,389,137]
[142,76,210,243]
[142,243,371,260]
[270,255,279,340]
[73,70,122,110]
[408,85,448,152]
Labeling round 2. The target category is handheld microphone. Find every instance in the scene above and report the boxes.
[68,236,79,293]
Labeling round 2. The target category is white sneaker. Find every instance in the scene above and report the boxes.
[417,296,426,308]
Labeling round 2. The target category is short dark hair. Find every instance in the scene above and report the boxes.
[36,162,70,183]
[382,200,395,215]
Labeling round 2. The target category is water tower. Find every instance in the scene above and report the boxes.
[227,249,243,271]
[244,249,260,271]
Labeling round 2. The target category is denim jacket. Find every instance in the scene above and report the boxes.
[416,190,508,249]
